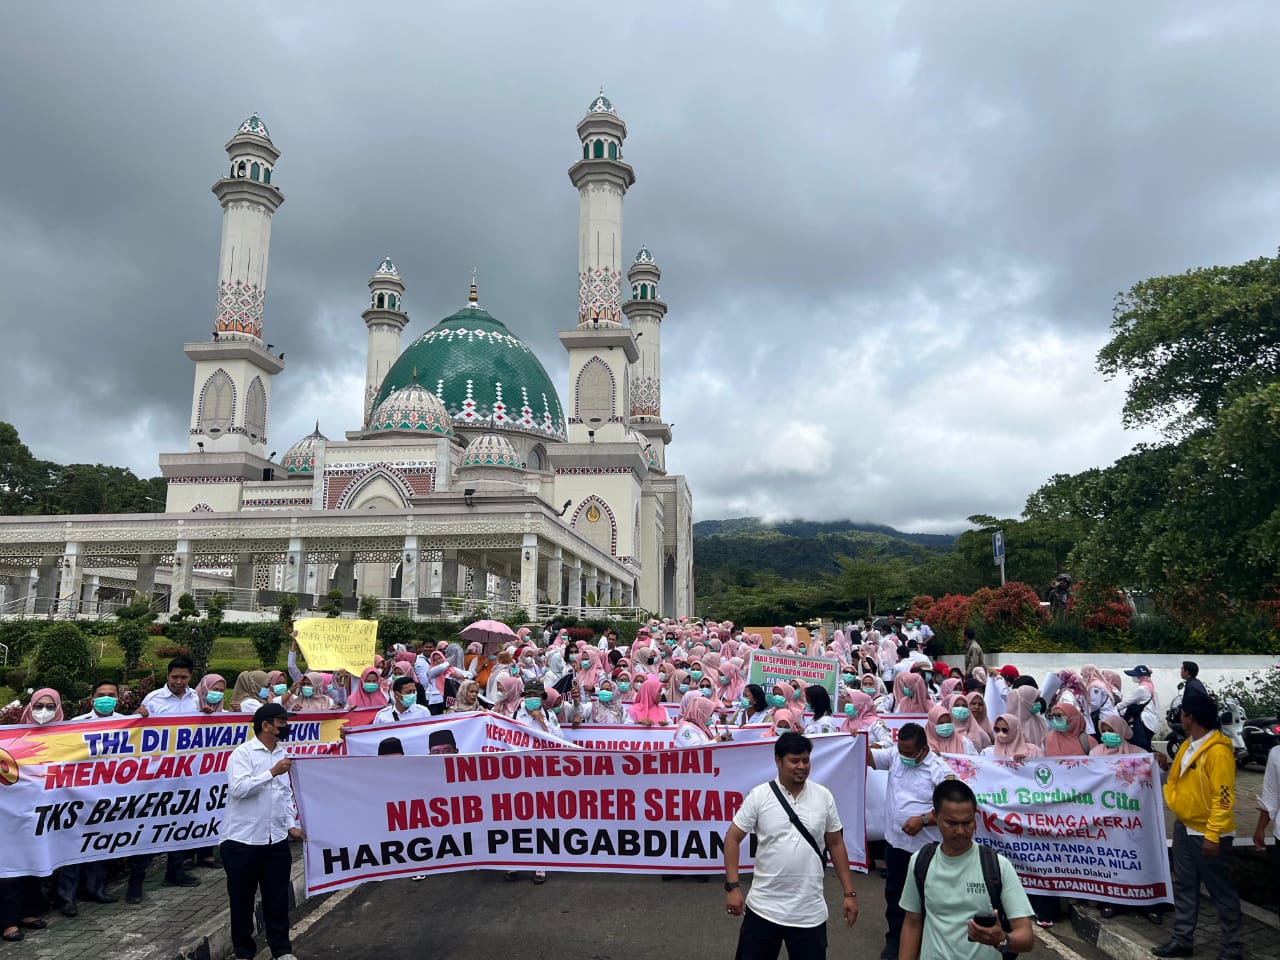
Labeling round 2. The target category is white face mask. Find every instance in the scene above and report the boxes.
[32,707,56,724]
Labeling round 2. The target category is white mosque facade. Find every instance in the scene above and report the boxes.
[0,96,694,620]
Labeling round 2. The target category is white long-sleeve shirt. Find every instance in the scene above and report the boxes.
[223,736,296,845]
[1258,745,1280,840]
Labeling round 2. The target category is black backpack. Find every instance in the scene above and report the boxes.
[913,841,1015,960]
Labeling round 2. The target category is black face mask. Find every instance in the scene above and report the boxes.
[275,722,291,742]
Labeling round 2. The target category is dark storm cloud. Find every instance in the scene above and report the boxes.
[1,1,1276,530]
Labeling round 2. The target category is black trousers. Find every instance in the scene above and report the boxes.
[883,843,912,950]
[1169,822,1243,960]
[55,860,107,904]
[0,876,44,929]
[221,839,293,960]
[734,906,827,960]
[127,851,185,888]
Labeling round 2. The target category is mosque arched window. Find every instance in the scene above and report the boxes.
[230,162,236,178]
[236,160,247,177]
[245,377,267,443]
[528,445,545,471]
[376,292,385,309]
[388,294,397,310]
[264,167,271,184]
[583,142,589,160]
[593,140,604,159]
[608,142,618,160]
[251,162,260,181]
[576,357,615,425]
[199,370,235,437]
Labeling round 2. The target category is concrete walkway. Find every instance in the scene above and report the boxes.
[11,851,308,960]
[1070,893,1279,960]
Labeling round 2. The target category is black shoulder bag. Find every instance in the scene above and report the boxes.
[767,781,829,865]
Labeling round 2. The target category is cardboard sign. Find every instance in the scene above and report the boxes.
[746,649,838,698]
[295,618,379,675]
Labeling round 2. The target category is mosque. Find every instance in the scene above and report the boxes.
[0,94,694,620]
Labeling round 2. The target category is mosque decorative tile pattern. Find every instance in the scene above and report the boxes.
[238,113,271,139]
[587,92,615,115]
[578,266,623,326]
[215,280,265,339]
[631,375,660,418]
[634,246,654,264]
[460,433,524,470]
[281,424,328,474]
[372,305,566,441]
[375,255,399,277]
[369,382,454,435]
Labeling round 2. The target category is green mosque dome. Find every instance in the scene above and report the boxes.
[372,300,567,442]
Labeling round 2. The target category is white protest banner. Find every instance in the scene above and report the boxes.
[343,711,580,756]
[292,732,867,895]
[0,709,376,877]
[747,650,839,698]
[939,753,1172,905]
[849,714,930,842]
[560,722,775,750]
[294,618,379,675]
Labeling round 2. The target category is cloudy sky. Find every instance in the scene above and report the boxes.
[2,2,1277,532]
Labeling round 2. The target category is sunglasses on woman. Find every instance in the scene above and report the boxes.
[994,724,1010,733]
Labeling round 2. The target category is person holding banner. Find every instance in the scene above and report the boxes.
[869,723,956,960]
[230,670,270,713]
[222,703,304,960]
[349,666,389,709]
[723,732,859,960]
[373,676,433,725]
[673,690,731,746]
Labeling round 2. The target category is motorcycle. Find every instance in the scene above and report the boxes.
[1241,715,1280,767]
[1165,694,1252,765]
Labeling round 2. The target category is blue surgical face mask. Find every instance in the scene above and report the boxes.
[951,706,971,722]
[524,697,543,713]
[273,684,288,696]
[259,687,270,699]
[700,687,713,698]
[934,723,955,738]
[510,666,519,676]
[399,693,417,708]
[739,696,752,709]
[205,691,224,705]
[1100,732,1123,748]
[363,682,380,693]
[862,686,877,696]
[678,683,690,695]
[768,694,786,709]
[720,675,730,685]
[1030,702,1043,715]
[842,673,856,684]
[689,670,703,681]
[844,703,855,716]
[93,696,117,715]
[617,682,631,693]
[1049,716,1068,732]
[900,753,921,768]
[301,686,314,698]
[597,690,614,704]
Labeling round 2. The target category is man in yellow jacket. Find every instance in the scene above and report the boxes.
[1152,693,1242,960]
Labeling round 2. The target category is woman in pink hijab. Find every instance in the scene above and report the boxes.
[20,687,63,724]
[578,648,603,693]
[719,660,745,705]
[1043,701,1090,757]
[841,691,892,746]
[666,667,690,704]
[289,671,334,713]
[768,707,803,737]
[938,677,962,701]
[984,712,1042,759]
[628,676,669,726]
[673,691,726,746]
[944,692,990,752]
[1009,684,1048,746]
[966,690,995,748]
[893,672,932,713]
[1089,715,1145,755]
[195,674,227,714]
[349,666,389,708]
[492,673,523,718]
[925,704,976,754]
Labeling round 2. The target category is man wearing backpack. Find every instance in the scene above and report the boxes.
[898,780,1035,960]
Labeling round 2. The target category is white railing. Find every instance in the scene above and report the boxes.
[0,641,7,667]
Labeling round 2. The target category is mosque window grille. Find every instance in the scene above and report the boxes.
[574,356,615,424]
[197,369,236,436]
[245,376,267,443]
[593,140,604,159]
[250,161,260,181]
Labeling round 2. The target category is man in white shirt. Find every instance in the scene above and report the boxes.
[868,722,956,960]
[129,657,202,898]
[1253,739,1280,914]
[57,679,125,914]
[222,703,302,960]
[373,677,434,725]
[723,732,859,959]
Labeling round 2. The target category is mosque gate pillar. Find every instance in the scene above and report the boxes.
[81,574,99,609]
[441,553,461,598]
[519,534,539,612]
[169,540,194,614]
[232,553,254,591]
[283,538,306,595]
[583,567,598,609]
[21,566,39,615]
[468,554,487,600]
[567,558,582,609]
[331,551,355,598]
[426,559,443,598]
[136,554,157,603]
[33,555,59,615]
[545,547,563,607]
[58,543,83,616]
[399,536,419,601]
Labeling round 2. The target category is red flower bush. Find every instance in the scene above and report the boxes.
[928,593,974,634]
[983,582,1048,629]
[908,596,935,621]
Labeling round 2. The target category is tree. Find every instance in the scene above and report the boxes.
[826,552,912,618]
[322,589,344,618]
[114,593,157,677]
[30,622,95,703]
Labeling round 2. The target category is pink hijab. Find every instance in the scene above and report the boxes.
[348,666,389,708]
[945,692,989,752]
[966,691,995,748]
[841,691,878,733]
[992,711,1042,759]
[21,687,63,724]
[894,672,932,712]
[926,704,970,753]
[629,676,668,725]
[719,660,745,703]
[196,674,227,714]
[1043,702,1089,757]
[291,671,333,713]
[770,707,803,736]
[676,690,717,739]
[1090,714,1145,755]
[493,673,523,717]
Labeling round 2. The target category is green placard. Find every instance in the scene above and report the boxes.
[746,650,839,700]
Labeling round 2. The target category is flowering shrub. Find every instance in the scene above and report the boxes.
[983,582,1048,629]
[928,594,974,634]
[968,587,997,619]
[907,595,935,621]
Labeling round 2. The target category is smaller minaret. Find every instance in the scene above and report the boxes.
[623,246,671,469]
[362,255,409,426]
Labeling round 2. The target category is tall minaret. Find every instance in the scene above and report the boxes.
[182,113,284,457]
[571,89,634,328]
[560,91,638,444]
[362,255,409,426]
[623,246,671,471]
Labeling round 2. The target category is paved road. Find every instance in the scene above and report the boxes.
[281,869,1090,960]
